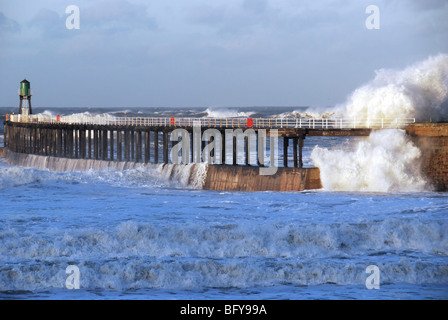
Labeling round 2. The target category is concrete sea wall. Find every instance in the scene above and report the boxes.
[4,151,321,191]
[204,165,321,191]
[406,123,448,191]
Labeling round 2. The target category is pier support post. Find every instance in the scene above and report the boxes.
[102,129,107,160]
[299,134,304,168]
[154,131,159,164]
[62,128,66,157]
[43,128,49,156]
[74,128,79,158]
[136,130,142,162]
[130,130,135,161]
[42,127,47,155]
[68,128,74,158]
[283,137,288,167]
[110,130,114,161]
[233,134,237,165]
[221,131,226,164]
[80,129,86,159]
[87,129,92,159]
[190,130,194,163]
[144,131,150,163]
[163,131,168,164]
[117,130,122,161]
[93,129,99,160]
[125,130,130,161]
[124,130,130,161]
[33,127,38,154]
[293,137,298,168]
[257,130,265,167]
[57,128,63,157]
[98,129,102,159]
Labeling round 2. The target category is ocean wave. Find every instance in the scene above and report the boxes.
[333,53,448,122]
[269,110,336,119]
[0,158,207,190]
[311,130,428,192]
[202,107,255,118]
[3,219,446,261]
[0,219,446,290]
[311,54,448,192]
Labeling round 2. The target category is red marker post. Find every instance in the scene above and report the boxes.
[247,118,253,128]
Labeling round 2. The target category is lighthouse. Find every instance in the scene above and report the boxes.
[18,79,32,115]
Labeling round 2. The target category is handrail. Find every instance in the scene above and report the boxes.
[5,114,416,130]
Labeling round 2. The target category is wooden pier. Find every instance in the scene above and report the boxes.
[3,114,428,191]
[2,115,413,168]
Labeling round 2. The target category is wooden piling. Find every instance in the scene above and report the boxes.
[144,131,150,163]
[117,130,122,161]
[154,131,159,164]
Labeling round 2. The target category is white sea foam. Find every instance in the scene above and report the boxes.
[311,54,448,192]
[203,107,255,118]
[334,54,448,122]
[0,218,446,290]
[270,110,335,119]
[3,153,208,190]
[34,111,118,123]
[311,130,428,192]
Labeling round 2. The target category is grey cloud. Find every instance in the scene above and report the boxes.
[26,0,157,38]
[407,0,448,10]
[242,0,268,14]
[0,11,21,33]
[28,8,69,38]
[82,0,157,33]
[186,1,276,35]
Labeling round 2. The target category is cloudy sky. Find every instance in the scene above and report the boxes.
[1,0,447,109]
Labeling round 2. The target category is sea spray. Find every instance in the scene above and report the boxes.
[311,130,427,192]
[334,54,448,122]
[270,110,335,119]
[311,54,448,191]
[203,107,255,118]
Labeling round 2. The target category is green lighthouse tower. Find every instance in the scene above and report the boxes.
[18,79,32,115]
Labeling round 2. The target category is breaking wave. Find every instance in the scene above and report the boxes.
[203,107,255,118]
[311,130,428,192]
[0,218,446,291]
[2,153,208,190]
[311,54,448,192]
[334,54,448,122]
